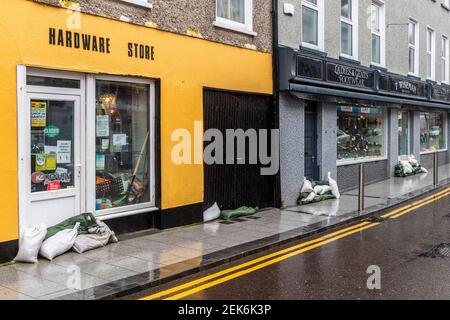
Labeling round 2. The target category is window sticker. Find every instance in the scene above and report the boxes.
[31,102,47,127]
[56,140,71,164]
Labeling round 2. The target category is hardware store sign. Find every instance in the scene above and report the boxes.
[48,27,155,61]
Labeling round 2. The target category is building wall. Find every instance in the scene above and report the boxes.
[34,0,273,53]
[278,0,450,82]
[0,0,272,245]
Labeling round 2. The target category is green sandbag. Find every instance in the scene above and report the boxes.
[45,212,98,240]
[297,192,335,205]
[221,206,259,220]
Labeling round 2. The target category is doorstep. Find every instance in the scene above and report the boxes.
[0,179,449,300]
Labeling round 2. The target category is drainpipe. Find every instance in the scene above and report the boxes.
[272,0,282,208]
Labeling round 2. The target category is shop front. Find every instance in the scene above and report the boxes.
[278,46,450,204]
[0,0,273,262]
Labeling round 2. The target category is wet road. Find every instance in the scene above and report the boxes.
[130,188,450,300]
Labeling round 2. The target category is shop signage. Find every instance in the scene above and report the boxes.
[49,27,155,61]
[49,28,111,54]
[296,56,323,80]
[44,125,60,138]
[31,102,47,127]
[379,74,426,98]
[47,181,61,191]
[430,84,450,102]
[326,63,374,89]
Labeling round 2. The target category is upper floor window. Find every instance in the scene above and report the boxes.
[427,28,436,80]
[408,19,419,75]
[301,0,324,51]
[371,1,385,66]
[215,0,255,36]
[340,0,358,59]
[442,36,449,83]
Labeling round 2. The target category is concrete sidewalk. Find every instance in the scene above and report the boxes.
[0,163,449,300]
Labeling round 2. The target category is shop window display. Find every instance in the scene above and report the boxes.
[420,112,446,153]
[337,106,385,162]
[30,100,75,192]
[95,80,150,210]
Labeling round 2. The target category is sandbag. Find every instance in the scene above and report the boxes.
[14,223,47,264]
[302,192,317,204]
[203,202,221,222]
[328,172,341,199]
[45,213,98,240]
[301,177,314,193]
[40,223,80,261]
[313,185,332,195]
[221,206,258,220]
[73,220,117,254]
[400,161,413,174]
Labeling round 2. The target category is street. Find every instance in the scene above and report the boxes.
[129,189,450,300]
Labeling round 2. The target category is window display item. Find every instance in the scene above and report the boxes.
[14,223,47,264]
[40,223,80,261]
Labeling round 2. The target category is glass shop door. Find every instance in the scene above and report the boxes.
[25,93,84,228]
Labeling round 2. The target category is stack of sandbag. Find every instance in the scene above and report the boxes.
[297,172,341,205]
[14,213,118,263]
[395,155,428,178]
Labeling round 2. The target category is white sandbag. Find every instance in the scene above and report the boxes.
[328,172,341,199]
[320,186,332,195]
[14,223,47,264]
[400,161,413,174]
[302,192,317,204]
[301,177,314,193]
[40,223,80,261]
[73,220,118,254]
[203,202,221,222]
[421,167,429,173]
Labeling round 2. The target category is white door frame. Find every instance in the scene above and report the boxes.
[17,66,86,233]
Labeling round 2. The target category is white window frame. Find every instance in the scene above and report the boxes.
[214,0,256,36]
[442,35,449,84]
[427,27,436,80]
[419,112,448,155]
[301,0,325,52]
[371,1,385,67]
[340,0,359,60]
[118,0,152,9]
[336,106,389,167]
[408,18,419,76]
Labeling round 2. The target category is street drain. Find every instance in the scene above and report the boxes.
[421,244,450,258]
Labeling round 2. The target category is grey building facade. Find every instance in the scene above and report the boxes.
[278,0,450,206]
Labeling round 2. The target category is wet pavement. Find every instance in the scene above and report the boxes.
[128,189,450,300]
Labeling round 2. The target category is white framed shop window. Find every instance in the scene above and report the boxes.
[336,105,388,166]
[427,27,436,80]
[371,1,385,67]
[117,0,152,9]
[419,111,448,154]
[86,74,157,219]
[301,0,324,51]
[408,19,419,76]
[340,0,359,60]
[214,0,256,36]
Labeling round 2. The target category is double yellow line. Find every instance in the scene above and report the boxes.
[140,187,450,301]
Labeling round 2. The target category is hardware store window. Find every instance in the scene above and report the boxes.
[337,105,386,164]
[95,80,152,210]
[420,112,447,153]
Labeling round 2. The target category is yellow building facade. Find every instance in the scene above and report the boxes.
[0,0,272,261]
